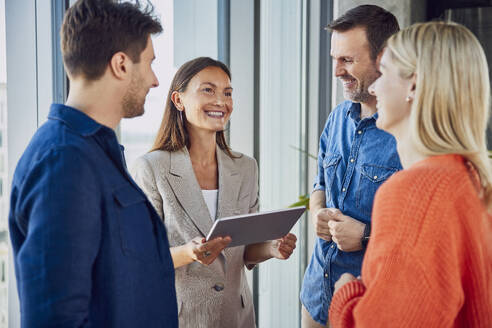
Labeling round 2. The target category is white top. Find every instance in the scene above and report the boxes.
[202,189,218,221]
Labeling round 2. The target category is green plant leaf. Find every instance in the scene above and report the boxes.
[289,145,317,160]
[288,194,310,210]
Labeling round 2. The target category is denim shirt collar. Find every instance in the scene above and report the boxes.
[47,103,107,137]
[345,101,379,122]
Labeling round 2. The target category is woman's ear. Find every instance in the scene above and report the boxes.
[109,51,131,80]
[171,91,184,111]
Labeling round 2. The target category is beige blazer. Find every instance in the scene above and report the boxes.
[131,146,258,328]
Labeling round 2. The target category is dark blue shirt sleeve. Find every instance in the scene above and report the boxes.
[13,147,102,327]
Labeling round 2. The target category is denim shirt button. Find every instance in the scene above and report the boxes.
[358,130,362,134]
[324,273,328,278]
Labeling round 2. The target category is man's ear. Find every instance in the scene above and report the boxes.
[375,48,385,68]
[109,52,132,80]
[171,91,184,111]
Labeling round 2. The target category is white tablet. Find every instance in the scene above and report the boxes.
[206,206,306,247]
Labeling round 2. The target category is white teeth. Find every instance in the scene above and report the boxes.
[206,111,224,117]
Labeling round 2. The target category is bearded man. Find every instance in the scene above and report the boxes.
[300,5,402,327]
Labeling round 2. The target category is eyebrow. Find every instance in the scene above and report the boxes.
[200,82,233,90]
[330,53,354,59]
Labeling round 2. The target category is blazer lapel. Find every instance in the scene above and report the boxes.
[166,148,213,238]
[216,146,241,220]
[215,146,244,267]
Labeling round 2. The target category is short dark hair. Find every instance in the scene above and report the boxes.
[327,5,399,60]
[61,0,163,80]
[151,57,237,158]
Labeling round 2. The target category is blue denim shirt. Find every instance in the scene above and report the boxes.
[300,100,401,324]
[9,104,178,327]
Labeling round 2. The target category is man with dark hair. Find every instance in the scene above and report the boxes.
[300,5,401,327]
[9,0,178,326]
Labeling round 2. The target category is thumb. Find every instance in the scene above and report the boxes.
[327,208,342,217]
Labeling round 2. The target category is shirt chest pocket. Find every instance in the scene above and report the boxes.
[356,164,398,216]
[323,153,341,202]
[113,184,160,262]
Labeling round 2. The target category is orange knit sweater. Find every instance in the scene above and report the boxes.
[329,154,492,327]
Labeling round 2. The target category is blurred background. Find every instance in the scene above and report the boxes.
[1,0,491,327]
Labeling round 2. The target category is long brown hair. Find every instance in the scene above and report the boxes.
[150,57,236,158]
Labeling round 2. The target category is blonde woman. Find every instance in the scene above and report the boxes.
[329,22,492,327]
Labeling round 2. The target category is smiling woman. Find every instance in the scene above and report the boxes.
[131,56,298,328]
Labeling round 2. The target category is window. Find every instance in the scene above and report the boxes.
[120,0,176,168]
[257,1,305,326]
[0,0,8,326]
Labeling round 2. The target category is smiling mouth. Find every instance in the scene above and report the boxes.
[205,111,225,118]
[341,79,356,87]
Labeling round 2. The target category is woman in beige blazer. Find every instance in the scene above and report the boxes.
[132,57,297,328]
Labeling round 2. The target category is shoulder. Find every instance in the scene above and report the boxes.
[330,100,353,120]
[133,150,172,174]
[229,150,258,172]
[320,100,353,133]
[380,155,466,196]
[374,155,471,229]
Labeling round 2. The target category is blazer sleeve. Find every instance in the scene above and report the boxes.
[131,156,165,221]
[249,158,259,213]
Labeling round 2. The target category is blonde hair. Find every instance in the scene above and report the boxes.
[387,21,492,210]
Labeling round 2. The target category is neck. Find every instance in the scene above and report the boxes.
[65,78,123,130]
[392,126,428,169]
[187,126,217,166]
[360,96,377,119]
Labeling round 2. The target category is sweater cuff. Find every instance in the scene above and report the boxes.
[329,280,366,326]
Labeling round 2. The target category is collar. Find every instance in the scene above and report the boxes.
[345,101,378,121]
[47,104,105,137]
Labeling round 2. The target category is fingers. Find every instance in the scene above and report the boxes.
[318,233,332,241]
[316,208,333,222]
[328,220,340,237]
[278,243,296,259]
[193,236,232,265]
[314,211,331,236]
[315,208,344,239]
[276,234,297,259]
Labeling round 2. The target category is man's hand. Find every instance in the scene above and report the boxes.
[328,209,365,252]
[313,208,336,241]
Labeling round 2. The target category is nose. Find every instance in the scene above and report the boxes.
[214,93,227,107]
[368,80,376,96]
[151,70,159,88]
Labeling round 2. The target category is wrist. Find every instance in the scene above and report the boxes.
[186,241,197,262]
[361,223,371,248]
[270,240,279,259]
